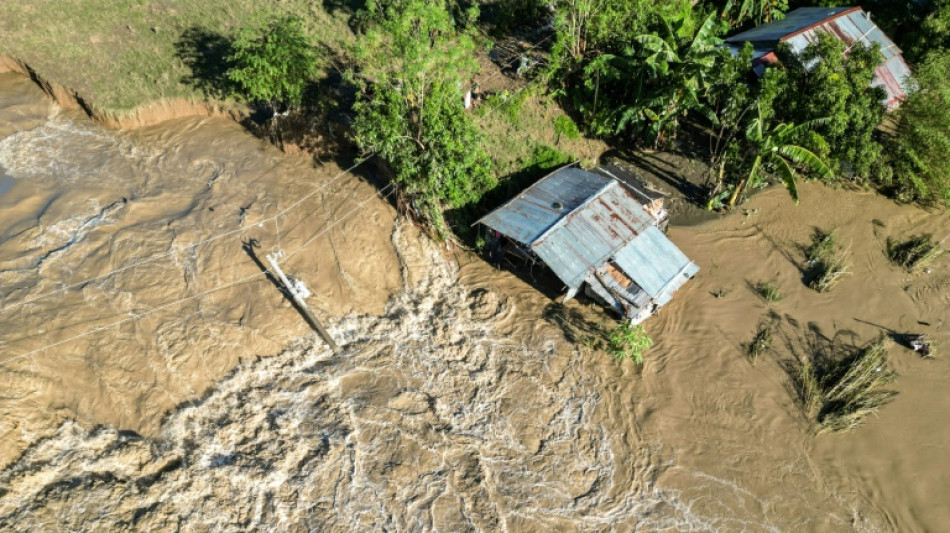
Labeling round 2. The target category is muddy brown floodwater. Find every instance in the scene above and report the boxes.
[0,71,948,531]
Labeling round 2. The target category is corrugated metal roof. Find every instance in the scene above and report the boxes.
[726,7,912,107]
[612,226,699,305]
[476,167,610,245]
[531,180,656,288]
[479,167,697,295]
[724,7,858,44]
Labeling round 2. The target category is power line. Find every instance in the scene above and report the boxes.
[0,182,396,367]
[0,156,374,314]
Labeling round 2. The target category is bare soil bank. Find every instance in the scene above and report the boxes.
[0,56,246,129]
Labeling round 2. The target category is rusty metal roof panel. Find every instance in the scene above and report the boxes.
[727,7,912,106]
[531,181,656,289]
[613,226,699,305]
[477,167,611,245]
[480,167,696,293]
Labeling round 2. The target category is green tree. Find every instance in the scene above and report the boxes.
[576,5,724,145]
[549,0,660,61]
[711,0,788,27]
[885,52,950,205]
[227,14,320,111]
[351,0,495,235]
[764,33,887,181]
[706,42,756,192]
[722,103,834,207]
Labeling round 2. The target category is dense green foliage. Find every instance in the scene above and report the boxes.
[549,0,670,61]
[547,1,724,146]
[716,103,833,207]
[884,53,950,204]
[351,0,495,235]
[227,14,320,110]
[606,323,653,365]
[762,33,887,181]
[577,8,723,145]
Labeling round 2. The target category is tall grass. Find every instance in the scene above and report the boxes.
[887,234,945,273]
[805,229,850,292]
[795,337,898,434]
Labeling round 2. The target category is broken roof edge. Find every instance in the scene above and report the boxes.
[471,161,581,228]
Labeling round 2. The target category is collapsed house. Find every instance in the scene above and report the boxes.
[476,165,698,324]
[724,6,912,109]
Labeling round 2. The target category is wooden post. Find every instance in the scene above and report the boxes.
[266,252,339,353]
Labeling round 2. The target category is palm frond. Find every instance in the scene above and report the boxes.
[775,144,834,181]
[775,156,800,204]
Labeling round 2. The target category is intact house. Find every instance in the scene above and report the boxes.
[724,6,912,109]
[475,165,698,324]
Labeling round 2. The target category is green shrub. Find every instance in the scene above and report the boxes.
[481,89,531,124]
[553,115,580,143]
[605,323,653,365]
[227,14,320,110]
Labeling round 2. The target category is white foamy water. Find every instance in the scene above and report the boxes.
[0,227,781,531]
[2,72,942,532]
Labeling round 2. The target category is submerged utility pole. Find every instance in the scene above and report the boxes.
[264,251,339,353]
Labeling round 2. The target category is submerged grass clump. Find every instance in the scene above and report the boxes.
[754,279,782,303]
[887,234,944,273]
[795,337,898,434]
[748,315,778,363]
[805,229,850,292]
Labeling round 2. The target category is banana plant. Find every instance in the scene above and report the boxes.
[726,103,834,207]
[581,6,724,146]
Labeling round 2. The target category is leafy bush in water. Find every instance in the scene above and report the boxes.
[754,279,782,303]
[805,229,850,292]
[748,314,778,363]
[606,323,653,365]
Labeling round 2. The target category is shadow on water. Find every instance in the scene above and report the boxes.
[853,317,933,355]
[174,26,237,100]
[542,302,605,346]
